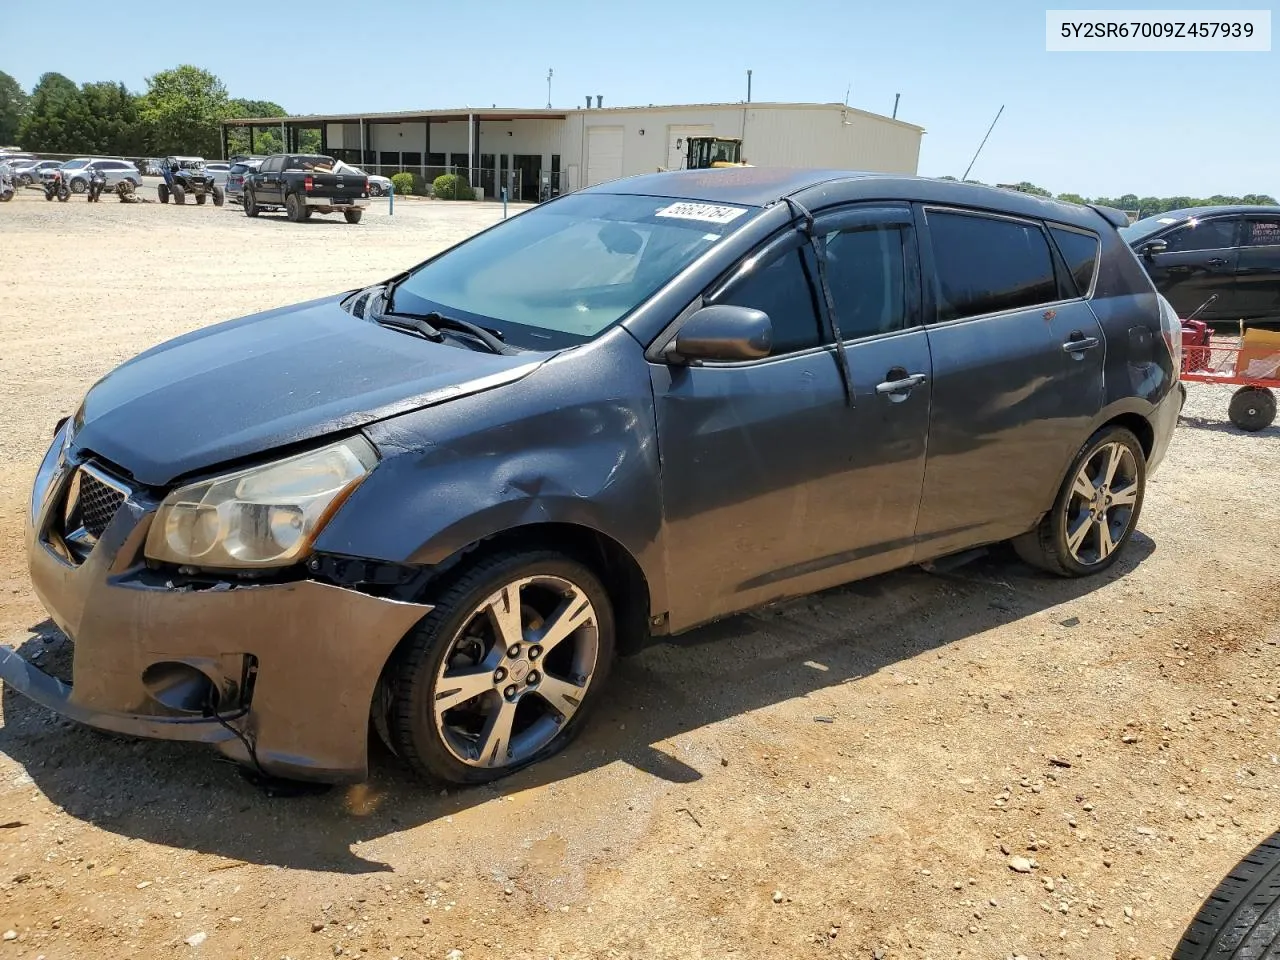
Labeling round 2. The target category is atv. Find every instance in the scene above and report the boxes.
[157,156,224,207]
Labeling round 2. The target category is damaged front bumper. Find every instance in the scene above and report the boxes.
[3,437,429,783]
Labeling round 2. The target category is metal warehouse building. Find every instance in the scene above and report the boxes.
[221,101,924,202]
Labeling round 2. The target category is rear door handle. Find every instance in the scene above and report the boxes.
[875,372,928,400]
[1062,335,1100,355]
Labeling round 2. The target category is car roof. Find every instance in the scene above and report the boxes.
[1146,204,1278,221]
[586,168,1115,232]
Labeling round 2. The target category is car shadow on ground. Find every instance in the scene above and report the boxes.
[1177,413,1279,438]
[0,537,1155,875]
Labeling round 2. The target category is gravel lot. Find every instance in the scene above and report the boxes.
[0,188,1278,960]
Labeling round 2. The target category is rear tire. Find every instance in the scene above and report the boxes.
[1013,425,1146,577]
[285,193,306,222]
[1227,386,1276,432]
[344,209,363,225]
[243,189,259,217]
[380,550,616,784]
[1173,830,1280,959]
[157,183,169,204]
[369,184,383,197]
[212,186,225,207]
[70,178,86,194]
[172,184,186,205]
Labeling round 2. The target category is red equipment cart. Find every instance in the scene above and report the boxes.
[1179,319,1279,432]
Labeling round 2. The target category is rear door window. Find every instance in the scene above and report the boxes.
[820,213,913,339]
[925,210,1058,321]
[1049,226,1101,298]
[1241,217,1280,247]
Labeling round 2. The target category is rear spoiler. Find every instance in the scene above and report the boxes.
[1089,204,1130,229]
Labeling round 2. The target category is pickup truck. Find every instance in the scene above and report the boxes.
[243,153,370,224]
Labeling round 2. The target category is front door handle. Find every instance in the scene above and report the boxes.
[1062,335,1100,356]
[1206,257,1228,266]
[875,371,928,401]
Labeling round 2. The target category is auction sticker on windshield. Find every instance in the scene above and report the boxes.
[655,202,749,225]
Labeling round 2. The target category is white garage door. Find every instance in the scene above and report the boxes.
[667,124,713,170]
[586,126,624,186]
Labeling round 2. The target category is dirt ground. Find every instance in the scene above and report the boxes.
[0,187,1277,960]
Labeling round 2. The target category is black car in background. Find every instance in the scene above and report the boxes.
[1121,205,1280,323]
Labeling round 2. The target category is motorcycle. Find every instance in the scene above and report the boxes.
[85,166,107,203]
[43,171,70,202]
[0,163,14,203]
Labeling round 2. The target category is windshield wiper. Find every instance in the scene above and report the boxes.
[374,312,444,342]
[415,311,515,355]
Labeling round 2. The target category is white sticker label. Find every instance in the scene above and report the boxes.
[655,202,748,225]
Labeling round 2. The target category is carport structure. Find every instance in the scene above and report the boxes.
[220,107,572,202]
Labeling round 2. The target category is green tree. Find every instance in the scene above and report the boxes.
[1013,181,1052,197]
[140,65,228,156]
[1056,192,1087,205]
[0,71,28,146]
[18,72,91,153]
[78,81,145,156]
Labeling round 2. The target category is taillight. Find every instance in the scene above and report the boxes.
[304,175,313,192]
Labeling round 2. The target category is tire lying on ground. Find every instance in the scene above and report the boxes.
[344,209,363,225]
[1173,829,1280,958]
[172,184,186,205]
[157,183,169,204]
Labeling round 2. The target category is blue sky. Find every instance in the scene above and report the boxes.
[4,0,1274,198]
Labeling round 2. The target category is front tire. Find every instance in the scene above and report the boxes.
[69,178,86,194]
[369,183,383,197]
[380,550,616,784]
[1228,386,1276,432]
[1013,426,1146,577]
[1174,829,1280,959]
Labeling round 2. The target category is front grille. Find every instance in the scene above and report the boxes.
[76,469,127,539]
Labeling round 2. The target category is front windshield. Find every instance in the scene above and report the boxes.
[178,160,205,170]
[1119,211,1189,242]
[391,192,754,349]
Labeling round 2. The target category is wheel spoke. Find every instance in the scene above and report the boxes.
[533,588,594,655]
[1071,470,1096,501]
[533,674,587,721]
[485,583,526,652]
[1096,517,1116,559]
[1110,482,1139,509]
[433,668,494,716]
[476,698,518,767]
[1101,444,1125,489]
[1065,513,1092,557]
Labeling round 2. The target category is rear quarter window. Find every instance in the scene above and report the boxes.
[1049,227,1101,297]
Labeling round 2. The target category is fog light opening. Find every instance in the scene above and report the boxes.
[141,661,218,715]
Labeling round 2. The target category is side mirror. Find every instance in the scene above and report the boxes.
[1141,239,1168,258]
[666,305,772,364]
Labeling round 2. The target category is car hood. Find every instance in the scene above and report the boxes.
[72,295,547,487]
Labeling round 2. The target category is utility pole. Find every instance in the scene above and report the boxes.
[746,69,752,103]
[546,68,553,109]
[892,93,900,119]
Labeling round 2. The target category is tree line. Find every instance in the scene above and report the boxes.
[945,178,1277,217]
[0,65,316,159]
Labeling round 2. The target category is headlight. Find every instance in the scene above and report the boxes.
[145,436,377,569]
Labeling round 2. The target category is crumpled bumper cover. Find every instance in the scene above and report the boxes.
[5,465,430,783]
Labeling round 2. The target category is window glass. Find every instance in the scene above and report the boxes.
[717,241,825,354]
[392,192,754,349]
[821,224,908,339]
[1242,218,1280,247]
[928,211,1058,321]
[287,155,336,172]
[1163,218,1237,252]
[1050,227,1100,297]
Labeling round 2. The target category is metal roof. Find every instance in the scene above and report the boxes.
[221,101,925,133]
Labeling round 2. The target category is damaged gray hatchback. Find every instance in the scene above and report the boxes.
[7,169,1183,785]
